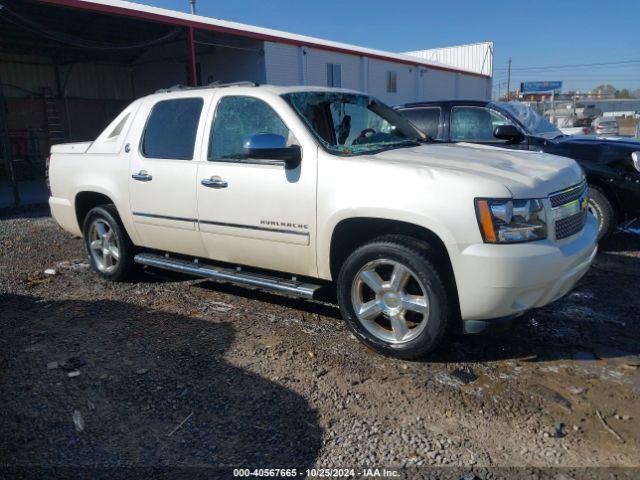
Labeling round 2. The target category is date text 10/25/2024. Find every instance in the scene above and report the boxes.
[233,468,401,478]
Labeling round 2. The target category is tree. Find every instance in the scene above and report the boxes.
[615,88,632,99]
[593,84,617,98]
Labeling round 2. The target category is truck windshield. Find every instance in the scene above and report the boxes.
[282,92,425,155]
[492,101,562,139]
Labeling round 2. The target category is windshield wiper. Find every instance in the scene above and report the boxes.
[373,140,421,152]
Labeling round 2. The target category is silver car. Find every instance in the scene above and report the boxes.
[592,117,619,136]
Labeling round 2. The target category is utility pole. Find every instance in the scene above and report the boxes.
[506,57,512,101]
[189,0,196,14]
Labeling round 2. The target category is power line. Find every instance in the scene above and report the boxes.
[506,58,512,100]
[512,74,640,79]
[495,59,640,71]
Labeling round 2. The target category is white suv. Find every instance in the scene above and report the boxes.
[48,83,598,359]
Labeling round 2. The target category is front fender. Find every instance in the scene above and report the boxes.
[317,207,458,280]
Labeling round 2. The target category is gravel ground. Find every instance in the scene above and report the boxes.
[1,210,639,478]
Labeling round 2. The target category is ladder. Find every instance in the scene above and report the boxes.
[43,88,66,146]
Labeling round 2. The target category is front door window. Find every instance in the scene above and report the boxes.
[209,96,292,161]
[451,106,515,143]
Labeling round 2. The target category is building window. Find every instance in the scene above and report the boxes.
[386,71,397,93]
[327,63,342,88]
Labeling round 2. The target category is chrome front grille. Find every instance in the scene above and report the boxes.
[549,180,588,240]
[555,211,587,239]
[549,180,587,208]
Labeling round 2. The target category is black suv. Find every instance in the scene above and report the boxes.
[396,100,640,239]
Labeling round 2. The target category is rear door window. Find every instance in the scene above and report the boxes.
[400,107,441,139]
[142,98,203,160]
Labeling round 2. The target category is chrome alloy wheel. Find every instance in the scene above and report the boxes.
[350,258,429,344]
[88,219,120,273]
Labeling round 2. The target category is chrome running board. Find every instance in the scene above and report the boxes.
[134,253,320,299]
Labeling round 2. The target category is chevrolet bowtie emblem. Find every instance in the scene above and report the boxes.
[580,197,588,211]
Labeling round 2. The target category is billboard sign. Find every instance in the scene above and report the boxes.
[520,81,562,93]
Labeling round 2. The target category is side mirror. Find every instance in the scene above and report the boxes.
[243,133,301,169]
[493,124,524,143]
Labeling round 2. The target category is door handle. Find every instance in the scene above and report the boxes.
[201,176,228,189]
[132,171,152,182]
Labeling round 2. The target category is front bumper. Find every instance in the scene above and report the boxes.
[451,214,598,321]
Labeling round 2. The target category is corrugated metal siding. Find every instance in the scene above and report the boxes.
[131,61,186,97]
[264,41,490,103]
[368,59,417,106]
[304,47,361,90]
[199,47,266,86]
[421,69,456,101]
[404,42,493,77]
[0,53,133,99]
[264,42,301,85]
[41,0,486,77]
[0,54,57,97]
[458,74,491,100]
[63,63,133,99]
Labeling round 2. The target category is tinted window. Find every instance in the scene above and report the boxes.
[400,107,440,139]
[142,98,203,160]
[451,106,514,142]
[209,96,290,161]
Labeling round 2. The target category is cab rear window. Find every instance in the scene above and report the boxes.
[400,107,441,139]
[142,98,203,160]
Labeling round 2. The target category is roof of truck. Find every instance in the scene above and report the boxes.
[153,82,364,96]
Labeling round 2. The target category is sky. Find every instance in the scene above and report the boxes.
[142,0,639,95]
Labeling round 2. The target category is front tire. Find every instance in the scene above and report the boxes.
[588,185,616,240]
[83,205,136,282]
[336,235,450,360]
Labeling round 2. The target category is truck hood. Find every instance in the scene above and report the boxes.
[370,142,584,198]
[554,135,640,149]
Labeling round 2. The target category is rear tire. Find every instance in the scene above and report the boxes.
[82,205,136,282]
[588,185,616,240]
[336,235,450,360]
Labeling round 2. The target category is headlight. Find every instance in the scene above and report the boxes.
[475,198,547,243]
[632,151,640,173]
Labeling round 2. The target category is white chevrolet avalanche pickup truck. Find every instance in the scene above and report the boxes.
[48,83,598,359]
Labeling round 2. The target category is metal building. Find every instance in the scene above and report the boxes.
[404,42,494,78]
[0,0,493,206]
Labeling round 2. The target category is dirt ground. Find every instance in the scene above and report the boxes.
[1,210,639,479]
